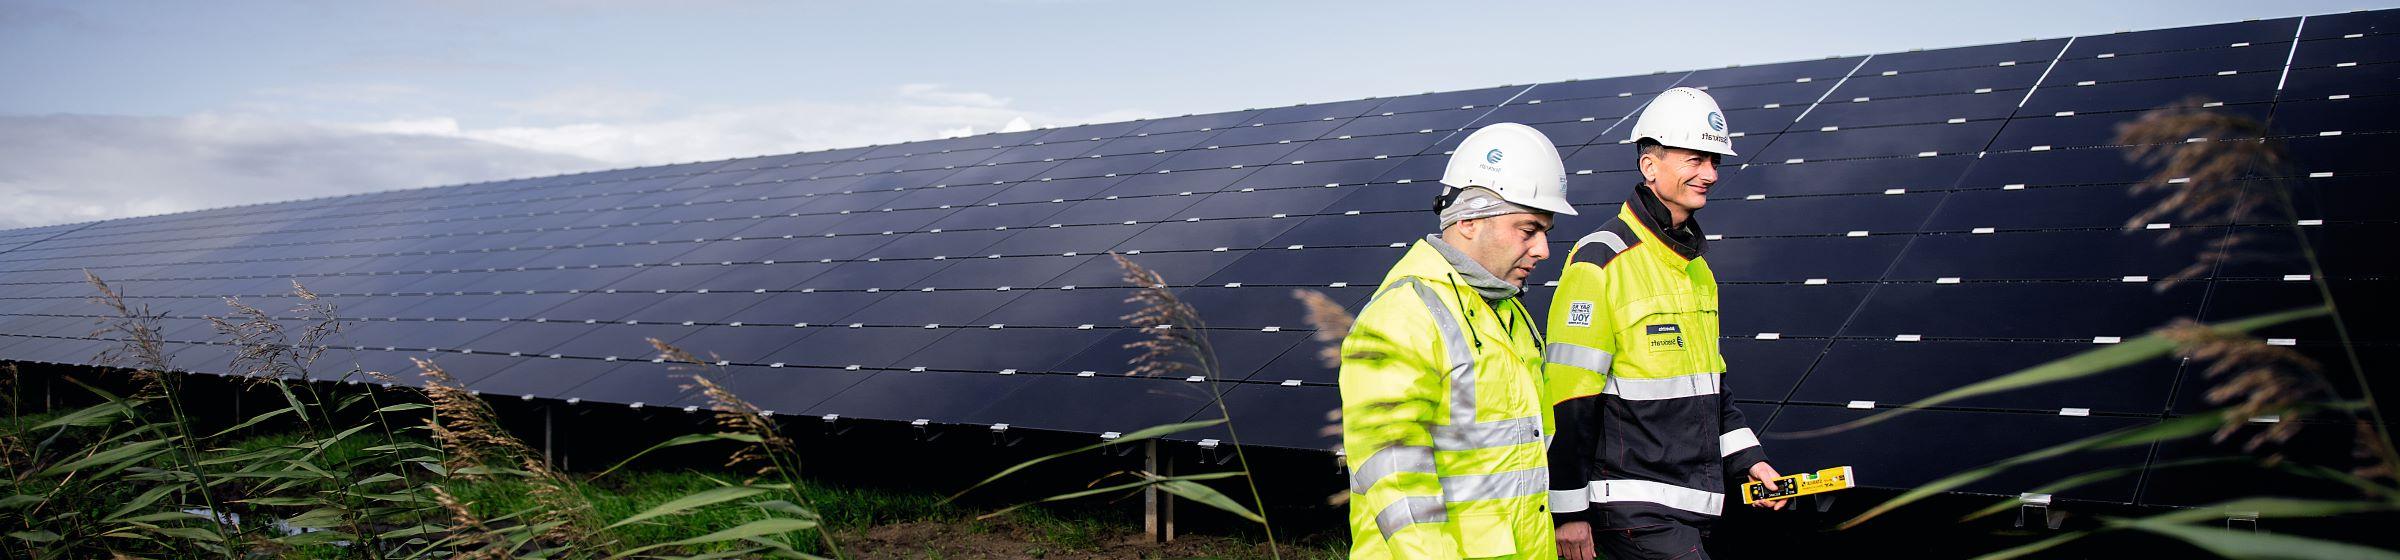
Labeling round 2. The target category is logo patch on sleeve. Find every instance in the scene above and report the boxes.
[1565,301,1594,327]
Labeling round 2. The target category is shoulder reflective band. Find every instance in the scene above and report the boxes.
[1719,427,1760,457]
[1576,229,1629,254]
[1350,445,1436,494]
[1440,466,1550,502]
[1431,415,1542,451]
[1375,495,1448,539]
[1544,341,1612,374]
[1602,371,1722,400]
[1387,277,1479,425]
[1587,478,1725,516]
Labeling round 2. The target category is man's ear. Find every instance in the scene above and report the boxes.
[1452,217,1481,241]
[1638,152,1658,184]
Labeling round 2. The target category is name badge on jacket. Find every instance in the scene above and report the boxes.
[1645,323,1686,352]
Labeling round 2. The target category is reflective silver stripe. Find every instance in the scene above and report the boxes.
[1391,277,1478,426]
[1544,341,1613,374]
[1440,467,1550,502]
[1587,479,1725,516]
[1431,415,1542,451]
[1550,488,1590,513]
[1350,445,1436,494]
[1601,372,1722,401]
[1577,230,1629,255]
[1719,427,1761,458]
[1375,495,1448,539]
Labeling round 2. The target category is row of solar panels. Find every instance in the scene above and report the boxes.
[10,15,2390,250]
[3,95,2380,265]
[0,277,2382,402]
[2,10,2393,509]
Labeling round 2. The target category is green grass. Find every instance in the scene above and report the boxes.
[8,419,1327,559]
[435,467,965,555]
[435,468,1332,559]
[3,410,84,452]
[216,428,393,467]
[437,468,1012,556]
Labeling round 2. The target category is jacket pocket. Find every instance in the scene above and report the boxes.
[1455,510,1518,558]
[1615,294,1716,372]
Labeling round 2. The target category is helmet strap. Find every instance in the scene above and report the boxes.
[1431,187,1463,212]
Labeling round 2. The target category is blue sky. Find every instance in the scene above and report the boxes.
[0,0,2383,228]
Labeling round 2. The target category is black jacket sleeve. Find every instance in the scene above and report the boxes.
[1550,394,1600,526]
[1720,390,1769,478]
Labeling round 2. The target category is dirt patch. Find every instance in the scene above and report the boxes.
[843,518,1291,560]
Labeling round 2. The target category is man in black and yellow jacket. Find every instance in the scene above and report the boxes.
[1544,87,1789,560]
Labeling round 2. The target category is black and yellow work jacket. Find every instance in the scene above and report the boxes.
[1542,185,1770,530]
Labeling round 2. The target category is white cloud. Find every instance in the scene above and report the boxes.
[0,113,599,230]
[354,116,464,136]
[0,84,1150,230]
[372,84,1151,166]
[896,83,1012,108]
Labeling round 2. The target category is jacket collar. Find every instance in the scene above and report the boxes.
[1627,183,1706,261]
[1387,238,1541,347]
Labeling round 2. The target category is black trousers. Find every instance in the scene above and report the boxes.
[1596,523,1709,560]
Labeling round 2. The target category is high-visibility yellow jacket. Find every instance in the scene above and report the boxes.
[1543,185,1769,530]
[1342,237,1556,560]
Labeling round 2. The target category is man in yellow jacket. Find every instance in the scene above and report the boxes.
[1545,87,1788,560]
[1340,122,1575,560]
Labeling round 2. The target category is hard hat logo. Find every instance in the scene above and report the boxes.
[1629,87,1738,157]
[1485,148,1504,165]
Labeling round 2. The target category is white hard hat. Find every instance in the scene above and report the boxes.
[1628,87,1737,156]
[1439,122,1576,216]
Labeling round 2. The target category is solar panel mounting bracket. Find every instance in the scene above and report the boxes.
[1101,432,1139,457]
[2225,511,2260,533]
[990,423,1023,447]
[1197,439,1235,466]
[2014,493,2065,530]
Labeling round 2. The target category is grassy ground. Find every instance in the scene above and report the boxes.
[219,431,1344,559]
[6,404,1341,559]
[432,465,1339,559]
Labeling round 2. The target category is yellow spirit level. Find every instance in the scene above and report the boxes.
[1742,466,1857,505]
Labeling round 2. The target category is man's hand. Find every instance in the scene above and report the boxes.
[1747,462,1789,510]
[1556,520,1596,560]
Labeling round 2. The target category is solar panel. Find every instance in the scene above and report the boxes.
[1765,406,2155,500]
[1792,340,2182,413]
[2142,420,2366,506]
[3,9,2394,511]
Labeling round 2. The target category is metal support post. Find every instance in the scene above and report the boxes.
[1145,440,1176,543]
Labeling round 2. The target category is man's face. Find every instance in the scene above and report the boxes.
[1460,213,1555,287]
[1640,146,1721,221]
